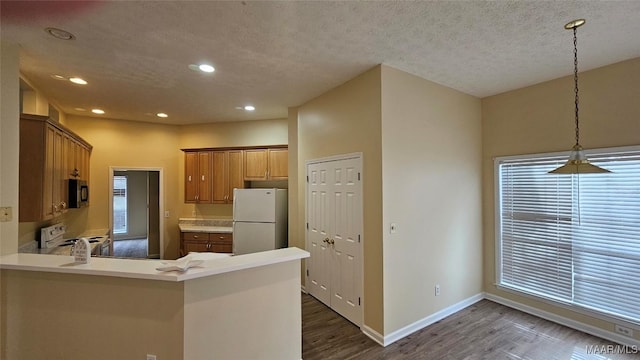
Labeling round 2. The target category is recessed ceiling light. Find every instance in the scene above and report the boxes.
[74,107,86,112]
[51,74,66,80]
[44,27,76,40]
[244,105,255,111]
[91,109,105,114]
[157,113,168,118]
[69,77,87,85]
[198,64,215,73]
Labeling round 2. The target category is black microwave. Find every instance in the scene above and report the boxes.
[68,179,89,208]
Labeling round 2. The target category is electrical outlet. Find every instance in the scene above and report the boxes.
[164,210,170,218]
[0,207,12,222]
[146,355,157,360]
[390,223,397,234]
[435,284,441,296]
[614,324,634,337]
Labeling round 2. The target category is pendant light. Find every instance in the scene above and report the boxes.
[549,19,610,174]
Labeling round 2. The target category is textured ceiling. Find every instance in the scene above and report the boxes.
[2,1,640,125]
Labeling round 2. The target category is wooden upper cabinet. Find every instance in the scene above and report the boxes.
[244,148,288,181]
[243,149,269,180]
[227,150,245,200]
[268,148,288,180]
[19,114,92,222]
[184,151,212,204]
[212,150,245,204]
[183,146,286,205]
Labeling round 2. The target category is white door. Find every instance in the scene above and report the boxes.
[306,155,362,326]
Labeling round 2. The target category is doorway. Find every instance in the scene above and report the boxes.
[305,153,363,326]
[109,167,163,259]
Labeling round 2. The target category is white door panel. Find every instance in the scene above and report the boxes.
[306,156,362,326]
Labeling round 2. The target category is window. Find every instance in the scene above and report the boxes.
[113,175,128,234]
[496,147,640,324]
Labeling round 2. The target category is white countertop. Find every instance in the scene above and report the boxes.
[0,247,309,282]
[178,225,233,233]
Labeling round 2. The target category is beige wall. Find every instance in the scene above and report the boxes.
[287,107,302,279]
[0,42,20,255]
[1,270,185,359]
[482,57,640,341]
[184,261,302,359]
[296,66,384,333]
[178,119,288,219]
[380,66,483,333]
[63,115,182,258]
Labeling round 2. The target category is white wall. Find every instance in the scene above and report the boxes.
[0,42,20,255]
[380,65,483,334]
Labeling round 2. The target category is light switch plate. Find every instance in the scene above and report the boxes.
[0,207,12,222]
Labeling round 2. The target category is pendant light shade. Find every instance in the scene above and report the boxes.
[549,19,610,174]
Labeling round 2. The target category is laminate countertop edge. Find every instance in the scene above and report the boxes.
[178,225,233,233]
[0,247,309,282]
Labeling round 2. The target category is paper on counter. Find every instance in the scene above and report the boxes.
[155,252,231,272]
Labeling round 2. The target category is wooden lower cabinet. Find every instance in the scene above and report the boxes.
[180,232,233,256]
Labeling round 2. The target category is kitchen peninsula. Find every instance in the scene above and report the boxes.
[0,247,309,359]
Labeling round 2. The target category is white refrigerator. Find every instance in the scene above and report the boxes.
[232,188,288,255]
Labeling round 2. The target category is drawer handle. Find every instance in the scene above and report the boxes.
[193,235,198,239]
[219,236,225,240]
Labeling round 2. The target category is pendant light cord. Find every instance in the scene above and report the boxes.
[573,26,580,147]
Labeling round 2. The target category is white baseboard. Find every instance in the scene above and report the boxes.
[363,293,484,347]
[485,293,640,348]
[300,285,307,294]
[361,324,385,346]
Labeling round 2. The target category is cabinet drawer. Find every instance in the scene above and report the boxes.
[210,244,233,253]
[209,233,232,244]
[182,232,210,241]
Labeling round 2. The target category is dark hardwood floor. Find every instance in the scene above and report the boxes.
[302,293,638,360]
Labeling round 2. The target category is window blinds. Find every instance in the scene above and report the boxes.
[497,149,640,324]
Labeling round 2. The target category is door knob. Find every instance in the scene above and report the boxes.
[323,238,330,243]
[329,239,335,245]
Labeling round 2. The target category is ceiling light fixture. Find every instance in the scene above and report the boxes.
[91,109,105,115]
[69,77,87,85]
[198,64,215,73]
[157,113,168,118]
[244,105,255,111]
[44,27,76,40]
[74,107,86,112]
[549,19,610,174]
[51,74,66,80]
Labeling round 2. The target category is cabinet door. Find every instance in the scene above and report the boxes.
[244,149,268,180]
[209,233,233,253]
[53,129,66,213]
[197,152,212,203]
[268,148,288,180]
[227,150,244,202]
[184,152,198,203]
[183,240,210,253]
[211,151,228,204]
[82,145,91,182]
[43,125,56,219]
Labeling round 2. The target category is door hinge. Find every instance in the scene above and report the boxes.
[358,234,361,243]
[306,222,309,230]
[306,269,309,277]
[359,297,361,306]
[306,175,309,182]
[358,172,361,181]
